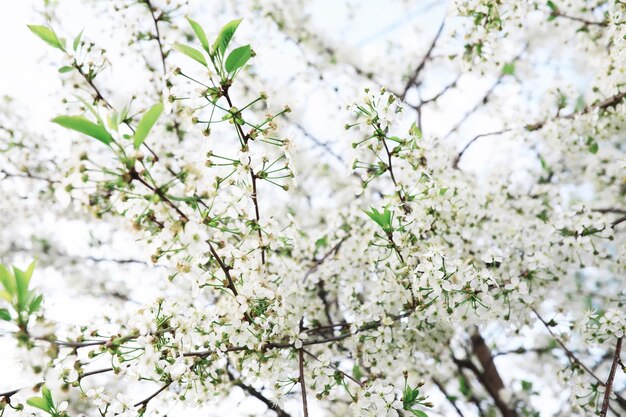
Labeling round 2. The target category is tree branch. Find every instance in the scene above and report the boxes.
[600,337,623,417]
[400,20,445,101]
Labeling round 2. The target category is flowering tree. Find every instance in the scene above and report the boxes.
[1,0,625,416]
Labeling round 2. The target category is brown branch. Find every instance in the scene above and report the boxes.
[600,337,623,417]
[453,87,626,170]
[373,122,411,215]
[287,117,345,165]
[532,308,626,412]
[303,349,364,388]
[550,10,607,27]
[453,129,512,169]
[0,387,22,400]
[228,370,292,417]
[143,0,167,75]
[443,79,503,140]
[433,378,466,417]
[298,341,309,417]
[400,20,446,101]
[493,345,554,358]
[133,381,171,408]
[611,214,626,228]
[222,88,266,266]
[469,331,519,417]
[525,91,626,132]
[80,367,114,379]
[206,240,240,298]
[302,235,349,283]
[444,45,527,140]
[73,63,112,107]
[593,208,626,215]
[1,367,114,401]
[0,169,60,185]
[410,77,459,108]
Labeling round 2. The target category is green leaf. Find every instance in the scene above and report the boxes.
[13,261,35,312]
[502,62,515,75]
[225,44,251,74]
[29,294,44,314]
[459,375,471,397]
[173,43,207,66]
[403,386,419,406]
[58,66,74,73]
[314,235,328,249]
[0,264,15,296]
[574,95,585,112]
[0,290,11,302]
[13,270,28,312]
[52,115,112,145]
[107,111,120,131]
[133,103,164,150]
[410,410,429,417]
[187,17,209,53]
[212,19,242,56]
[26,397,51,413]
[0,308,10,321]
[364,207,393,234]
[547,0,558,12]
[41,386,53,407]
[586,136,598,154]
[73,29,84,51]
[409,122,422,138]
[27,25,64,50]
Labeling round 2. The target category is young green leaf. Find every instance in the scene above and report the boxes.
[13,261,35,312]
[225,44,251,74]
[410,410,429,417]
[547,0,558,12]
[187,17,209,53]
[27,25,64,50]
[409,122,422,138]
[58,66,74,73]
[133,103,164,150]
[586,136,599,154]
[26,396,51,413]
[75,96,104,126]
[364,207,394,234]
[173,43,207,66]
[41,386,53,407]
[502,62,515,75]
[73,29,84,51]
[0,308,10,321]
[0,264,15,296]
[52,115,112,145]
[212,19,242,56]
[29,294,44,314]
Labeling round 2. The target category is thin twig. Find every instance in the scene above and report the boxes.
[303,349,364,388]
[550,10,607,27]
[223,88,266,266]
[600,337,623,417]
[228,370,292,417]
[133,381,171,408]
[400,20,446,101]
[144,0,167,75]
[298,345,309,417]
[453,129,512,168]
[433,378,466,417]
